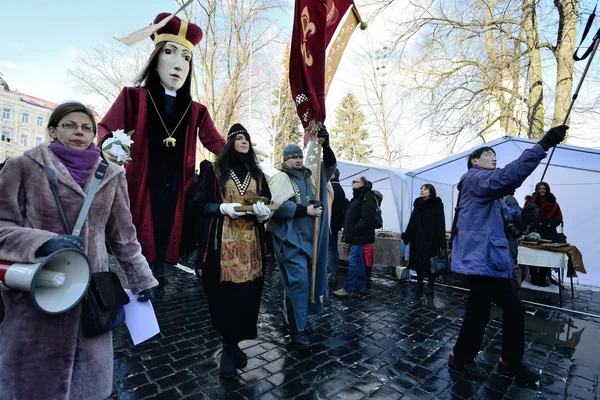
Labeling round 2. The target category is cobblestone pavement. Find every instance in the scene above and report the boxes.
[109,261,600,400]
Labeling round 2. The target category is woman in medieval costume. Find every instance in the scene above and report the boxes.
[0,102,157,400]
[98,13,226,286]
[524,181,564,286]
[192,124,271,378]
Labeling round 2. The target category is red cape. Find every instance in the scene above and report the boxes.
[98,87,225,263]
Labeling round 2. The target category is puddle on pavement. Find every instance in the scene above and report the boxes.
[490,307,600,370]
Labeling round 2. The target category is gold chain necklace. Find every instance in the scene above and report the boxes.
[229,170,252,196]
[147,91,192,147]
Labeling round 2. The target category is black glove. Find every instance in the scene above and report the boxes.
[538,125,568,151]
[309,200,324,209]
[35,235,84,257]
[137,287,155,302]
[521,204,538,224]
[317,126,330,148]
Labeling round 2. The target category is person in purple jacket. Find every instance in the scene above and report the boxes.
[447,125,568,382]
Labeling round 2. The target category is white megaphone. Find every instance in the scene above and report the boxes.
[0,248,92,315]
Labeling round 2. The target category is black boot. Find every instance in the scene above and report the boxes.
[231,343,248,368]
[424,279,435,295]
[220,345,236,379]
[291,332,311,351]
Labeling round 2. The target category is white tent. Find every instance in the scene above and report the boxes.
[331,159,411,233]
[406,136,600,287]
[260,160,412,233]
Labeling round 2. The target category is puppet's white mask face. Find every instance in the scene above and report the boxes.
[157,42,191,92]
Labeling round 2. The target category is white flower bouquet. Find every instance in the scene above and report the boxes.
[102,129,134,163]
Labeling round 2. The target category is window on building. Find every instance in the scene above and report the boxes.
[36,116,43,126]
[35,136,43,146]
[2,108,10,119]
[1,130,10,141]
[19,133,28,146]
[21,112,29,124]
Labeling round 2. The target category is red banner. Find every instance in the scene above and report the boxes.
[289,0,357,145]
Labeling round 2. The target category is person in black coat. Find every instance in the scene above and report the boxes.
[402,184,445,294]
[327,168,348,285]
[334,176,377,297]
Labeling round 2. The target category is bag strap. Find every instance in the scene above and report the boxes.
[44,164,71,234]
[450,189,463,242]
[44,160,109,238]
[72,160,109,236]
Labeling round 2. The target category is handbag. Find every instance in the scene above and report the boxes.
[82,272,130,337]
[429,247,451,276]
[45,160,130,337]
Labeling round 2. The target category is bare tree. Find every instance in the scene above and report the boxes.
[367,0,581,147]
[66,41,154,111]
[355,41,408,166]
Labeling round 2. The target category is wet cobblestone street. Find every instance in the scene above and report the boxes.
[108,261,600,400]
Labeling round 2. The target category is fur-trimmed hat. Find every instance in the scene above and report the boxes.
[150,12,203,51]
[227,123,249,140]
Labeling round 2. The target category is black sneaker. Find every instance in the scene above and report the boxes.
[448,353,487,378]
[291,333,311,351]
[497,359,541,382]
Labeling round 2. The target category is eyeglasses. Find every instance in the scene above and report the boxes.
[58,121,94,134]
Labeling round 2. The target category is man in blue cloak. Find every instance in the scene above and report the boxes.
[268,128,336,350]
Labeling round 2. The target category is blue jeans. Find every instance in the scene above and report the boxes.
[343,245,366,293]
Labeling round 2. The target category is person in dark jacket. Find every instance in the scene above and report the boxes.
[328,168,348,285]
[192,124,271,379]
[334,176,377,297]
[447,125,567,382]
[524,181,563,286]
[402,184,445,295]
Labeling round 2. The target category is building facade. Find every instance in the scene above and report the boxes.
[1,73,57,162]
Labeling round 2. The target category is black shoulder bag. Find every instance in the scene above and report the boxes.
[45,161,130,337]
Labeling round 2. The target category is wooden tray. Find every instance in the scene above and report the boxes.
[234,205,279,212]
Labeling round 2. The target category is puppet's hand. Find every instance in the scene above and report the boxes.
[102,149,128,166]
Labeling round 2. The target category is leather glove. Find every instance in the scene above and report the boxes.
[137,287,155,302]
[538,125,568,151]
[35,235,84,257]
[317,126,330,148]
[252,202,271,222]
[219,203,247,218]
[309,200,323,209]
[521,204,538,224]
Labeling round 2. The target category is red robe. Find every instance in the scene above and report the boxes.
[98,87,225,263]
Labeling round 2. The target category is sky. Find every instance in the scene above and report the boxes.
[2,0,599,171]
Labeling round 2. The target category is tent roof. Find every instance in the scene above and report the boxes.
[335,159,410,189]
[406,136,600,185]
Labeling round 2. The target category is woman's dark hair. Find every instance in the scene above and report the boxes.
[421,184,437,199]
[467,146,496,169]
[47,102,97,135]
[134,42,193,98]
[214,132,261,193]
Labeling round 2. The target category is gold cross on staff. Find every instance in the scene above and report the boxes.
[163,137,177,147]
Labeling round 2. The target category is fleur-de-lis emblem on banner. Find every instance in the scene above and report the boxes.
[301,6,316,67]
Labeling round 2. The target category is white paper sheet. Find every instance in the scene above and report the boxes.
[123,289,160,345]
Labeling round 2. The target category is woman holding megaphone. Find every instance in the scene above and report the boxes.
[0,102,158,400]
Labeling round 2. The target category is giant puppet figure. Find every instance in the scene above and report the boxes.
[98,13,226,285]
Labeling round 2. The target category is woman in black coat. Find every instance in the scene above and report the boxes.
[192,124,271,379]
[402,184,445,294]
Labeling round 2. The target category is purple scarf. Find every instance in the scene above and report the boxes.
[49,141,101,186]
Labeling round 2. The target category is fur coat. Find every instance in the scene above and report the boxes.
[0,144,158,400]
